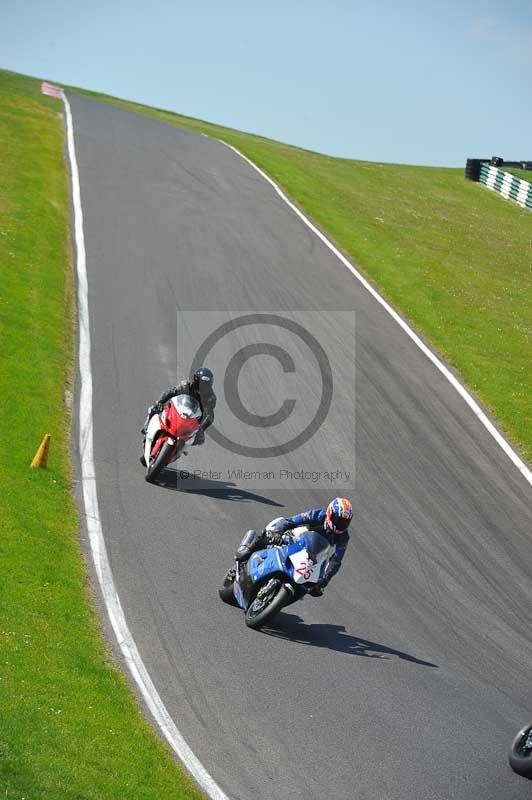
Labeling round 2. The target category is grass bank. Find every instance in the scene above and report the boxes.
[69,82,532,464]
[0,68,203,799]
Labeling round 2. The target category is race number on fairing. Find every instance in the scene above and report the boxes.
[289,549,324,583]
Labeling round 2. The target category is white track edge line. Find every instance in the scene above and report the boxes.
[62,92,230,800]
[218,139,532,489]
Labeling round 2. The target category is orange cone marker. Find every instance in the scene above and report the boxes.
[31,434,51,468]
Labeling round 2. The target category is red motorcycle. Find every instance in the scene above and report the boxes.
[143,395,202,483]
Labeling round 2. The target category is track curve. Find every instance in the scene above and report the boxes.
[69,93,532,800]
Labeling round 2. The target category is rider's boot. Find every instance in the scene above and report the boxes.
[192,429,205,446]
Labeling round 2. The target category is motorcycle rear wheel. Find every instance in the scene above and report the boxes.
[145,441,173,483]
[509,724,532,778]
[245,579,291,630]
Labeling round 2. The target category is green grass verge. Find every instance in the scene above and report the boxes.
[66,81,532,464]
[0,69,204,800]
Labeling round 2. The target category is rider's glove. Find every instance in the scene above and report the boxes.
[265,530,283,547]
[152,402,163,414]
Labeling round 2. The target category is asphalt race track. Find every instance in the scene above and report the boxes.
[68,93,532,800]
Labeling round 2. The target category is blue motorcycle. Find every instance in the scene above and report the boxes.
[509,723,532,779]
[219,526,335,629]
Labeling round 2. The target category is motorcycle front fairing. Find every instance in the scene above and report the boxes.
[144,395,201,464]
[144,411,175,464]
[234,548,284,610]
[165,396,201,453]
[286,530,333,586]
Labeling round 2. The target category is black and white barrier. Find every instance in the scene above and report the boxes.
[465,157,532,211]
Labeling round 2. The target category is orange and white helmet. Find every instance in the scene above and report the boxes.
[325,497,353,534]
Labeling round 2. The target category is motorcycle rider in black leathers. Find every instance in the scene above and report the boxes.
[141,367,216,464]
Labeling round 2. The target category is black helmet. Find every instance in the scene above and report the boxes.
[193,367,214,389]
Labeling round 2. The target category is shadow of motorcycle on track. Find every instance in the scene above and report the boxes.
[156,468,284,506]
[262,613,438,668]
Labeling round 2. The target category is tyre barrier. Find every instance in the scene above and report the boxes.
[465,157,532,211]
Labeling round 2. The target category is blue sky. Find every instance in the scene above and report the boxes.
[2,0,532,166]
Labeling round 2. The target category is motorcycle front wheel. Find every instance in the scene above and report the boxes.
[145,441,173,483]
[244,579,291,630]
[509,724,532,778]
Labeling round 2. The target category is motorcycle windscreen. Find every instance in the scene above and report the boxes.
[172,394,201,418]
[288,530,332,584]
